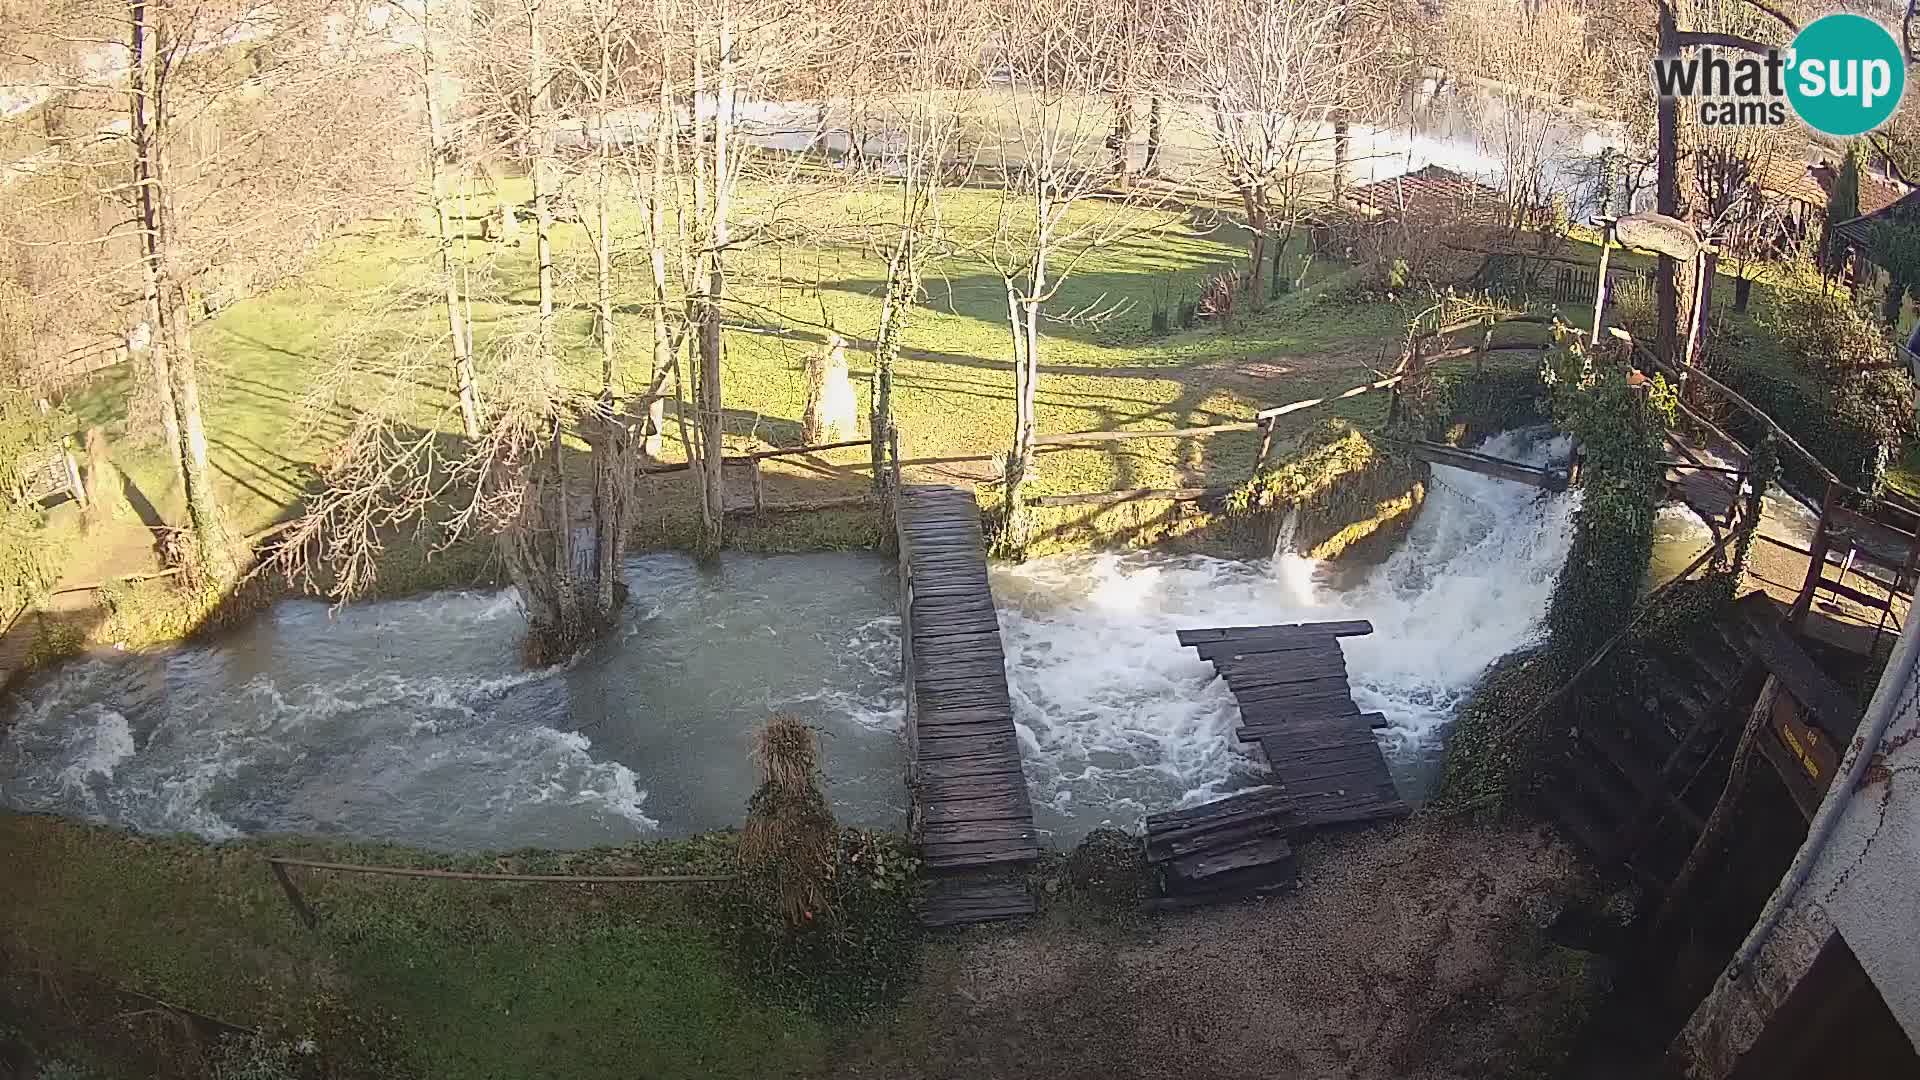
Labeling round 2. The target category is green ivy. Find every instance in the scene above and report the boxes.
[1539,341,1674,665]
[722,829,922,1026]
[1438,337,1675,806]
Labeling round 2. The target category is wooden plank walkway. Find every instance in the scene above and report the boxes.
[1178,621,1408,828]
[896,485,1038,926]
[1407,441,1570,491]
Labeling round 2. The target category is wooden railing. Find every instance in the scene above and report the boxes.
[1608,324,1916,652]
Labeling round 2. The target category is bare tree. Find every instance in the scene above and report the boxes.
[1,0,412,589]
[416,0,483,439]
[1692,124,1792,312]
[977,0,1174,524]
[1171,0,1386,305]
[1443,0,1602,234]
[845,0,987,488]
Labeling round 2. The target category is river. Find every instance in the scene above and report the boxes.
[1,432,1629,851]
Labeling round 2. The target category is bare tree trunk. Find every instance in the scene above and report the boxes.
[872,232,910,491]
[1005,242,1045,515]
[593,22,616,401]
[130,2,180,481]
[642,75,674,458]
[696,11,736,551]
[529,2,555,369]
[422,17,481,440]
[1654,0,1682,366]
[1332,120,1349,201]
[137,0,239,585]
[1144,95,1164,177]
[1241,189,1269,312]
[1108,93,1134,186]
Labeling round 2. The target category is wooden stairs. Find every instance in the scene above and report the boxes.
[1537,594,1779,892]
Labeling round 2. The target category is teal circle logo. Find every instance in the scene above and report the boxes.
[1786,14,1905,137]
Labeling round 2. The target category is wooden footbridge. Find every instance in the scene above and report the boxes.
[895,485,1040,927]
[1178,621,1407,826]
[1143,620,1409,909]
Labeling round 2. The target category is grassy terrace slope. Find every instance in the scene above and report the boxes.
[0,816,831,1079]
[61,186,1407,583]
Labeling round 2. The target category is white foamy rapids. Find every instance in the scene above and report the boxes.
[993,429,1579,842]
[0,659,657,848]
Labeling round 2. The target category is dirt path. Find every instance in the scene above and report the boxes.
[840,818,1606,1080]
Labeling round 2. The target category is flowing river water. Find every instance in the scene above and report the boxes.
[3,432,1600,851]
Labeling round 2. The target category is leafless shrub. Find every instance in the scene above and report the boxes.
[741,713,840,926]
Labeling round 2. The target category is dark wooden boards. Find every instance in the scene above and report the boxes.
[1143,789,1299,909]
[1408,441,1571,491]
[1135,622,1408,913]
[1181,622,1409,831]
[896,485,1039,927]
[916,875,1036,927]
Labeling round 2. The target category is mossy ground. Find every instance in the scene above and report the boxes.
[0,815,930,1080]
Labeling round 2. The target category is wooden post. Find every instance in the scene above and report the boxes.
[1682,248,1718,386]
[1654,0,1681,367]
[887,423,902,512]
[749,458,765,517]
[1590,219,1615,346]
[269,861,318,930]
[1654,675,1780,934]
[62,442,87,509]
[1477,315,1493,372]
[1256,415,1276,473]
[1789,481,1841,628]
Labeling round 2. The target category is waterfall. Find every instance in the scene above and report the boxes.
[993,429,1580,844]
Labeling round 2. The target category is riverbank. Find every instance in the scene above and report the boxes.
[0,809,1617,1080]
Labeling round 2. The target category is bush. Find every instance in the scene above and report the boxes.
[1540,341,1673,663]
[727,829,921,1025]
[740,714,839,926]
[1724,287,1915,494]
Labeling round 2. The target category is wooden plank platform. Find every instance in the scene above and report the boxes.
[1182,621,1408,829]
[1143,789,1299,910]
[896,485,1039,926]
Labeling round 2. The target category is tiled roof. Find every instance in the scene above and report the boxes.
[1808,161,1907,216]
[1833,188,1920,253]
[1343,164,1507,218]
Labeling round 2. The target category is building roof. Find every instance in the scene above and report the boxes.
[1343,164,1507,219]
[1754,157,1908,216]
[1809,161,1907,216]
[1752,157,1828,206]
[1832,188,1920,256]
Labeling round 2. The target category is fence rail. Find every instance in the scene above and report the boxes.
[265,856,735,929]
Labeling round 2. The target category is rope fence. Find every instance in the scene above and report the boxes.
[265,856,737,930]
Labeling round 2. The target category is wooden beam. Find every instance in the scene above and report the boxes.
[1405,442,1569,491]
[1653,675,1780,934]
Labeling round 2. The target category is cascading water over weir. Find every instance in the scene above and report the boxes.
[2,433,1581,916]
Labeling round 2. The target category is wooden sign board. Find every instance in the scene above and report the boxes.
[1615,213,1701,262]
[1763,690,1840,819]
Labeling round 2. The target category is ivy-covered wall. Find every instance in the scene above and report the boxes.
[1439,342,1676,805]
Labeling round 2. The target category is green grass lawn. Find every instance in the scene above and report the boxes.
[0,815,833,1079]
[60,184,1413,578]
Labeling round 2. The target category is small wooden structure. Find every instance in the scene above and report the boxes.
[1144,789,1298,910]
[1180,620,1406,826]
[1143,620,1409,910]
[895,484,1040,927]
[13,440,85,508]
